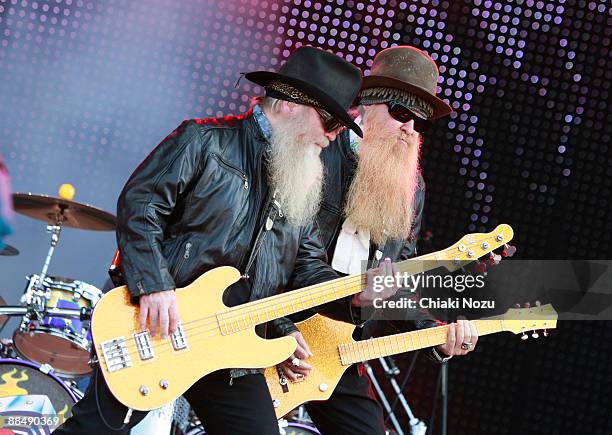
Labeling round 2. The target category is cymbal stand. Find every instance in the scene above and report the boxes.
[365,358,427,435]
[21,210,65,328]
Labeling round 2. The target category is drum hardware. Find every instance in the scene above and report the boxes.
[0,296,8,334]
[0,306,90,320]
[0,338,16,358]
[365,358,427,435]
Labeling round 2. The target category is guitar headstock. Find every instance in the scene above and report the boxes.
[496,302,558,338]
[442,224,514,271]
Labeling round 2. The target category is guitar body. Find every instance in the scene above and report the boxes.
[265,314,356,418]
[92,266,297,410]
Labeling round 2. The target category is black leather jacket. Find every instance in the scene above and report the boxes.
[116,111,355,325]
[274,129,438,338]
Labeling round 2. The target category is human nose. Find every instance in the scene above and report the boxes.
[400,119,416,135]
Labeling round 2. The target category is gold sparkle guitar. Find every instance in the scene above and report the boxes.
[266,304,557,418]
[92,224,513,410]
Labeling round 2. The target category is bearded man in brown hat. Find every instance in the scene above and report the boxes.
[276,46,480,434]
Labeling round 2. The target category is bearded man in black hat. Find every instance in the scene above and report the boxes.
[277,46,480,434]
[54,47,404,435]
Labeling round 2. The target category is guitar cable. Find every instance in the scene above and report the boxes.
[94,365,134,431]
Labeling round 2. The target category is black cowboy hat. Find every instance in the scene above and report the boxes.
[245,46,363,137]
[362,46,452,119]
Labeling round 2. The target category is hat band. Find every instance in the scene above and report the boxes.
[265,80,323,108]
[358,87,434,119]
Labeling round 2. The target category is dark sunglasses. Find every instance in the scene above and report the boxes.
[314,107,345,133]
[384,101,432,133]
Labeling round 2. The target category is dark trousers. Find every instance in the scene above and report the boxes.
[305,364,386,435]
[53,366,280,435]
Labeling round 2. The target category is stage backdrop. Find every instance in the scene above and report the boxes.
[1,1,610,433]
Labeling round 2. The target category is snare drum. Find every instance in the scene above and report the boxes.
[0,358,78,432]
[13,274,102,376]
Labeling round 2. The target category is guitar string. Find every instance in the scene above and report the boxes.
[94,234,506,359]
[93,240,507,361]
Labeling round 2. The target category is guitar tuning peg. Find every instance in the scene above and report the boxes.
[502,243,517,258]
[543,329,548,337]
[535,300,541,307]
[523,302,530,308]
[531,330,539,338]
[514,303,521,308]
[474,260,487,275]
[488,253,501,266]
[521,332,528,340]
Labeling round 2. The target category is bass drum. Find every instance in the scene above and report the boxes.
[0,358,78,432]
[184,421,320,435]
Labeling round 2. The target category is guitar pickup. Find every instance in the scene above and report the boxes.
[171,323,187,351]
[101,337,132,372]
[134,331,154,360]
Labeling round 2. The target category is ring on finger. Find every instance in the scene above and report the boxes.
[291,357,301,368]
[461,342,473,351]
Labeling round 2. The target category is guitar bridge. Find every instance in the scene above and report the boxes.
[101,337,132,372]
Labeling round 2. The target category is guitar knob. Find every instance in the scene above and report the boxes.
[523,302,530,308]
[535,300,541,307]
[488,253,501,265]
[319,383,328,392]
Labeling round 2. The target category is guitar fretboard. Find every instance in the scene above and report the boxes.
[215,251,445,335]
[338,319,504,365]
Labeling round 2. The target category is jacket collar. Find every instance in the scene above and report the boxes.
[252,104,272,144]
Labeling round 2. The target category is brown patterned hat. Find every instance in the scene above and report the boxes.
[361,46,453,119]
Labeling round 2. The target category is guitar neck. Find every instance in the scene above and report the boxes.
[339,318,504,365]
[216,250,446,334]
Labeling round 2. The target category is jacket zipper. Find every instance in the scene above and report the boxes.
[172,241,192,278]
[212,153,249,190]
[241,196,274,279]
[237,146,267,278]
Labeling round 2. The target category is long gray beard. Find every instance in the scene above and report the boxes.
[267,116,324,227]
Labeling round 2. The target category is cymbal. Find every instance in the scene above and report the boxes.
[0,244,19,256]
[12,193,116,231]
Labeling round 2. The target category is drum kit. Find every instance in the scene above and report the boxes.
[0,189,321,434]
[0,190,113,432]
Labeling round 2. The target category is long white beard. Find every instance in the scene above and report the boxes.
[267,114,324,227]
[344,113,422,245]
